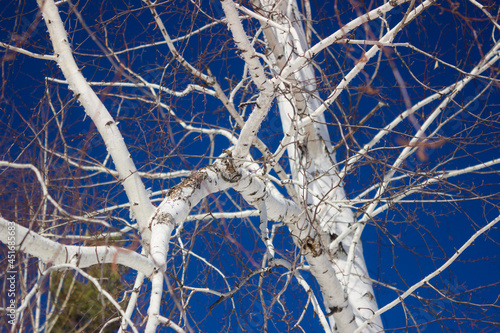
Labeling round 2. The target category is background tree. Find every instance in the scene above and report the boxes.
[48,265,126,333]
[1,0,499,332]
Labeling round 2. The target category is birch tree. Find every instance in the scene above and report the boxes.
[1,0,499,332]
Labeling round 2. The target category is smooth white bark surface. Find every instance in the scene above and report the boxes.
[37,0,155,244]
[0,217,154,276]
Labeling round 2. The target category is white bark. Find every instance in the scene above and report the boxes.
[220,0,276,161]
[36,0,155,245]
[145,161,239,332]
[0,217,154,276]
[356,213,500,332]
[144,153,359,332]
[253,0,397,330]
[232,167,358,331]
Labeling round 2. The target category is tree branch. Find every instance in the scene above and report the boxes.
[0,217,155,276]
[36,0,155,244]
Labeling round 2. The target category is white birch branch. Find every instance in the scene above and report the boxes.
[272,259,332,333]
[49,77,216,97]
[142,0,214,84]
[231,168,358,332]
[145,161,236,332]
[0,42,57,60]
[220,0,276,161]
[143,152,358,331]
[355,213,500,332]
[0,217,155,276]
[343,36,500,299]
[37,0,155,244]
[279,0,411,80]
[273,0,435,163]
[0,161,110,227]
[257,0,384,330]
[119,272,145,333]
